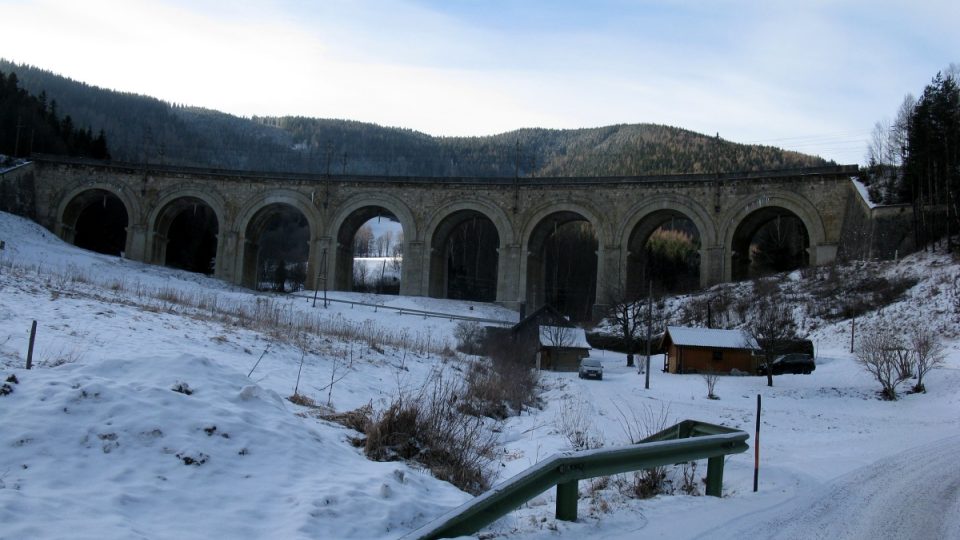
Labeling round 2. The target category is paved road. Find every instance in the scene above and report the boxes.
[704,435,960,540]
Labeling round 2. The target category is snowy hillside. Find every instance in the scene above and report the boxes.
[1,210,959,539]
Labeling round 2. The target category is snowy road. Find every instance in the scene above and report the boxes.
[704,434,960,540]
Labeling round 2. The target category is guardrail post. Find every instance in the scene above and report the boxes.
[705,456,724,496]
[555,480,578,521]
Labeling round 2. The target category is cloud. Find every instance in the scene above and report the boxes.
[1,0,957,165]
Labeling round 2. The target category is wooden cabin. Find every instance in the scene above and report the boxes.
[536,325,591,371]
[486,305,591,371]
[661,326,760,374]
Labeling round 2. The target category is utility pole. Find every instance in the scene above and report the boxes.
[324,141,333,177]
[713,132,722,213]
[513,140,520,214]
[14,115,23,157]
[645,280,652,389]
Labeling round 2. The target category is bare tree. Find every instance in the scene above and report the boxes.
[908,323,946,393]
[745,299,797,387]
[374,232,390,257]
[606,292,644,367]
[353,261,369,292]
[702,372,720,399]
[856,319,911,400]
[354,224,374,256]
[541,324,574,348]
[392,231,404,257]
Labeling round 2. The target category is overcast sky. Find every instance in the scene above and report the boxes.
[2,0,957,165]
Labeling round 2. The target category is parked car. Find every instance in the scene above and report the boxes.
[578,358,603,380]
[759,353,815,375]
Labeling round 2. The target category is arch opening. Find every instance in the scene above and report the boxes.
[63,189,129,256]
[626,211,701,297]
[242,204,310,292]
[154,198,218,274]
[731,207,809,281]
[336,206,403,294]
[429,210,499,302]
[526,212,598,322]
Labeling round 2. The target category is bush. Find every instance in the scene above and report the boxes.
[453,321,486,355]
[363,370,499,494]
[856,319,911,400]
[702,372,720,400]
[461,339,539,419]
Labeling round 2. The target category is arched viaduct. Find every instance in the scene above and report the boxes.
[25,157,857,317]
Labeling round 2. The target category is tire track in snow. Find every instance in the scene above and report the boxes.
[703,434,960,540]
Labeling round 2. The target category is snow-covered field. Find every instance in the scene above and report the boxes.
[1,211,958,539]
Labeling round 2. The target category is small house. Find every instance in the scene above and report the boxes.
[537,325,592,371]
[488,305,591,371]
[661,326,760,374]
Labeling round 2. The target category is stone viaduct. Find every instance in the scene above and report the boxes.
[17,156,858,316]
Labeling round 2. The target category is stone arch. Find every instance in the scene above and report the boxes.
[423,198,513,301]
[617,196,717,295]
[520,201,604,320]
[327,193,417,294]
[147,187,227,275]
[721,191,825,281]
[235,190,321,289]
[57,182,140,257]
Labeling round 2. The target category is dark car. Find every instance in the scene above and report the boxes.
[578,358,603,380]
[759,353,815,375]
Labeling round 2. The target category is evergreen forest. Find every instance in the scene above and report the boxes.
[0,59,829,178]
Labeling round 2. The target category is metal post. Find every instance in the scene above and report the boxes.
[25,320,37,370]
[753,394,761,492]
[850,316,855,353]
[706,456,724,496]
[555,480,578,521]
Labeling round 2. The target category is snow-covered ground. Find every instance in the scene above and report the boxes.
[1,211,958,539]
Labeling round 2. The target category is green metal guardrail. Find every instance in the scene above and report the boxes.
[400,420,749,540]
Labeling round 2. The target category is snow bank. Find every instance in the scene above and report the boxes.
[0,355,468,539]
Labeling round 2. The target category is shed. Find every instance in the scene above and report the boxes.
[491,305,591,371]
[661,326,760,374]
[537,325,591,371]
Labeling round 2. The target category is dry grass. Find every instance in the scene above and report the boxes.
[0,258,450,360]
[362,369,500,494]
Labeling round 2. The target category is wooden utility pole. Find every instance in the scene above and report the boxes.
[512,140,520,214]
[644,281,652,389]
[14,116,23,157]
[753,394,761,492]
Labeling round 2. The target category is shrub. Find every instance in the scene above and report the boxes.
[461,338,539,419]
[453,321,486,355]
[855,319,911,400]
[555,394,604,450]
[363,370,499,494]
[702,372,720,399]
[612,401,672,498]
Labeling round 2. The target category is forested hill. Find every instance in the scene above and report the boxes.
[0,70,109,160]
[0,60,831,177]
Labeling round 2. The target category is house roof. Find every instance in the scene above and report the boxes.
[663,326,759,350]
[539,326,591,349]
[512,304,571,333]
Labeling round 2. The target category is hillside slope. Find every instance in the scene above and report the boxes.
[1,211,958,539]
[0,60,830,177]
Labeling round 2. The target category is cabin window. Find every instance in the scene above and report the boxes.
[712,350,723,362]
